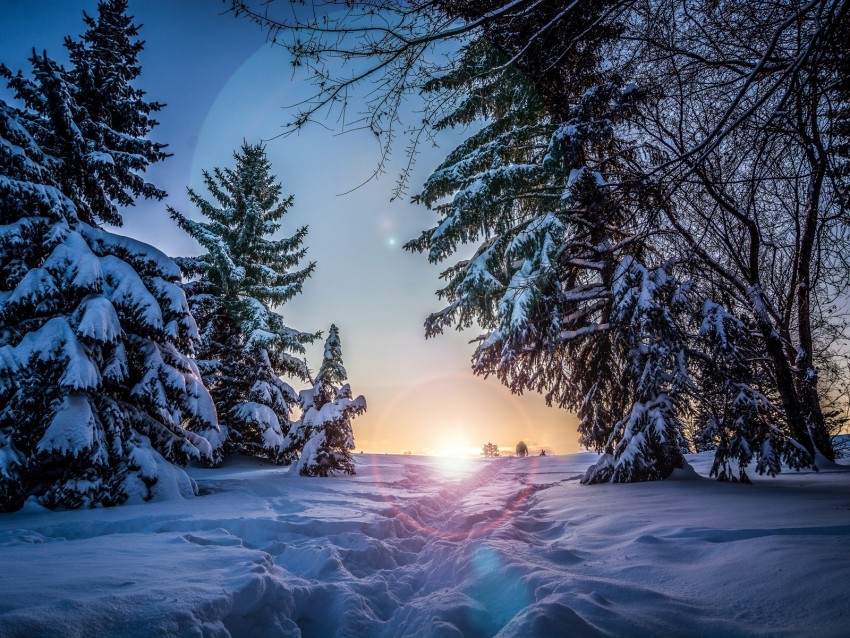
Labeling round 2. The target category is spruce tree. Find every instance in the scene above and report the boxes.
[64,0,167,219]
[170,142,316,463]
[582,259,690,483]
[0,4,218,511]
[693,301,782,483]
[407,38,678,482]
[483,442,500,458]
[1,0,166,228]
[293,325,365,477]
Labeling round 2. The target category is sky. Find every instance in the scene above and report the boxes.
[0,0,581,456]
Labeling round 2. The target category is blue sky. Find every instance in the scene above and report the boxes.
[0,0,580,455]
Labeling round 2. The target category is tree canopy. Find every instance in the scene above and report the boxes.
[229,0,850,481]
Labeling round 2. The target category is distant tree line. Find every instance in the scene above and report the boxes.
[229,0,850,482]
[481,441,546,457]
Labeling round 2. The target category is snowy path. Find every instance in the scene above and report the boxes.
[1,453,849,637]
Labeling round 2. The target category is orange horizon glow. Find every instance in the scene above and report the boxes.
[353,445,553,457]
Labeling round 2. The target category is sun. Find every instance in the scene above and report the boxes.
[437,444,481,458]
[432,441,481,478]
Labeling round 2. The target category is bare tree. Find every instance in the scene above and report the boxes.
[629,0,850,464]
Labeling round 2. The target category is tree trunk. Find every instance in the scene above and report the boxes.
[748,285,817,466]
[793,141,835,461]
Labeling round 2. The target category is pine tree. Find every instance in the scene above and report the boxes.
[0,100,62,509]
[0,5,218,511]
[694,301,782,483]
[64,0,168,219]
[407,38,671,482]
[1,0,166,227]
[582,259,690,483]
[170,142,316,463]
[293,325,365,477]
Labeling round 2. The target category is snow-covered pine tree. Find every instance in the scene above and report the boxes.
[693,301,783,483]
[63,0,167,222]
[170,142,316,463]
[0,99,62,509]
[1,1,166,228]
[582,258,690,483]
[0,5,219,511]
[293,325,365,477]
[407,37,671,482]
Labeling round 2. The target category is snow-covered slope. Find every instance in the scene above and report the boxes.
[1,453,848,637]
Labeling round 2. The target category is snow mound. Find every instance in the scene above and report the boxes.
[0,452,848,637]
[124,437,199,504]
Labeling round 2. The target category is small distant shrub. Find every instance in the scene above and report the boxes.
[482,442,500,458]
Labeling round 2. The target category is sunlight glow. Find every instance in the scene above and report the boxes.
[433,453,480,480]
[437,445,481,458]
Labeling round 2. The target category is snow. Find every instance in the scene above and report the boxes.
[0,431,22,478]
[231,401,283,448]
[124,436,199,504]
[0,452,848,637]
[43,230,103,291]
[80,224,183,281]
[301,395,365,429]
[75,295,122,343]
[501,261,536,330]
[559,322,609,341]
[4,267,59,309]
[101,255,164,330]
[15,317,101,391]
[294,429,325,475]
[36,394,97,456]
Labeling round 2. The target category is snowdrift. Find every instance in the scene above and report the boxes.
[0,452,848,637]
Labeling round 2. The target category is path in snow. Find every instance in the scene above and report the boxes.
[1,453,849,637]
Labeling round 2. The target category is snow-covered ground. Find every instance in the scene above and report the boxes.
[1,452,848,637]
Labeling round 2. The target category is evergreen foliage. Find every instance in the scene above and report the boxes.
[583,259,689,483]
[0,2,218,511]
[693,301,782,483]
[407,39,673,482]
[482,442,500,458]
[1,0,166,227]
[230,0,850,483]
[408,27,807,485]
[170,142,316,463]
[293,325,365,477]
